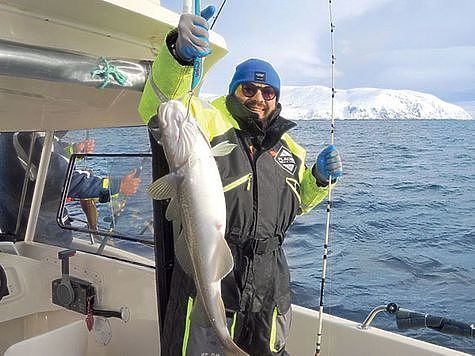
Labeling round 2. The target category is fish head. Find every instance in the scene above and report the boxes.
[157,100,200,169]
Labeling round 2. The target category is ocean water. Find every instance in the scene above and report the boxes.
[285,120,475,355]
[69,119,474,354]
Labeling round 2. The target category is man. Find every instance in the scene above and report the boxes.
[0,131,141,247]
[138,8,343,356]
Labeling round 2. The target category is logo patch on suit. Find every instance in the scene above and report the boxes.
[275,146,296,174]
[254,71,266,82]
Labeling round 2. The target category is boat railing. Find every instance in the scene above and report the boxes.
[360,302,474,338]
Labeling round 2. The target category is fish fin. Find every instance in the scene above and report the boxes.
[147,173,182,200]
[211,141,237,157]
[190,294,211,327]
[216,240,234,280]
[165,197,181,221]
[175,231,194,277]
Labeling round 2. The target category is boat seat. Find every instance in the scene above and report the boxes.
[4,320,87,356]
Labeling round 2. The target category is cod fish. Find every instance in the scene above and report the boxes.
[147,100,248,356]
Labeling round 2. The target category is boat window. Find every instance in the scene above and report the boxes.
[57,152,154,260]
[0,131,33,240]
[0,127,154,265]
[44,127,155,266]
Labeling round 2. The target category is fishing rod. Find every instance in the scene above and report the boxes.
[97,156,147,254]
[183,0,203,92]
[183,0,227,110]
[315,0,337,355]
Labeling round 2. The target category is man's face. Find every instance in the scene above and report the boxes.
[234,82,277,121]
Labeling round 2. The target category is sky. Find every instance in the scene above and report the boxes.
[160,0,475,106]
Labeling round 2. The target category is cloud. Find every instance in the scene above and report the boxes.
[335,0,397,20]
[163,0,475,102]
[338,46,475,101]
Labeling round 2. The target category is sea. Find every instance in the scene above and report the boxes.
[68,119,475,354]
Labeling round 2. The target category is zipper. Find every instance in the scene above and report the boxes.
[285,177,301,204]
[236,132,262,240]
[223,173,252,193]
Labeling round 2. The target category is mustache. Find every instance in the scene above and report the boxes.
[245,99,266,108]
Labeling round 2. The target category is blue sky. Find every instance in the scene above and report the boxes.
[161,0,475,105]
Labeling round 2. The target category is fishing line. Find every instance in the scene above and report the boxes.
[315,0,337,355]
[184,0,228,118]
[210,0,228,30]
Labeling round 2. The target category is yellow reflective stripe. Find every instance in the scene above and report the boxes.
[148,73,169,104]
[285,177,301,204]
[182,297,194,356]
[65,144,74,158]
[223,173,252,193]
[269,306,278,352]
[138,36,193,123]
[230,312,237,339]
[102,177,119,198]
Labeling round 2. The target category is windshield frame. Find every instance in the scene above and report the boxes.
[56,152,154,246]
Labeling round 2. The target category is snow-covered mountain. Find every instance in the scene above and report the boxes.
[279,86,472,120]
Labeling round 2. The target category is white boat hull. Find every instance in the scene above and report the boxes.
[0,242,469,356]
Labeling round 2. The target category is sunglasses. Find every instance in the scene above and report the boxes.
[241,83,277,101]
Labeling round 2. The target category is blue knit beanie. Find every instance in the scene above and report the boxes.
[228,58,281,101]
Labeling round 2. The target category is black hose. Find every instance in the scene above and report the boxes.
[396,309,474,338]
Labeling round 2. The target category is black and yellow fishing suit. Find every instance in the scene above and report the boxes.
[139,31,330,356]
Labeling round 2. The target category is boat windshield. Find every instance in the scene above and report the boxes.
[0,131,32,239]
[0,127,155,265]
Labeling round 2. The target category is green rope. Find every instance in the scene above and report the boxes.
[90,57,128,89]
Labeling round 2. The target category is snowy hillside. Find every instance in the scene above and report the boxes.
[279,86,472,120]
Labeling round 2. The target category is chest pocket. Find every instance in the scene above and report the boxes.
[223,173,252,193]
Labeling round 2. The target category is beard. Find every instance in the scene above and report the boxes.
[244,99,273,121]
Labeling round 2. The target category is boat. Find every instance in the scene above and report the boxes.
[0,1,472,355]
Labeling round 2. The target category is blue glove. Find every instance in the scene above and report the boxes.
[313,145,343,185]
[175,5,216,62]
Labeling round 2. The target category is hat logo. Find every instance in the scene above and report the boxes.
[254,71,266,82]
[275,146,296,174]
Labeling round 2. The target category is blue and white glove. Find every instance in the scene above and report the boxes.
[313,145,343,186]
[175,5,216,62]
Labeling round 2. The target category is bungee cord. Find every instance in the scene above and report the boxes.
[315,0,337,354]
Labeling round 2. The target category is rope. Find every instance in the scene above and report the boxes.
[315,1,337,354]
[90,57,128,89]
